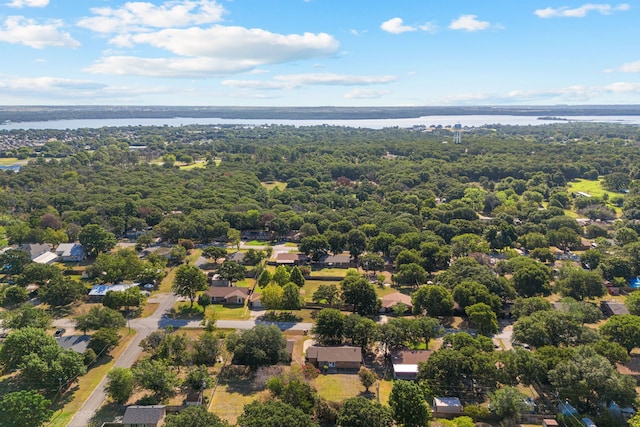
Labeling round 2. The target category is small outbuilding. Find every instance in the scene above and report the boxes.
[542,420,559,427]
[433,397,463,417]
[390,350,432,380]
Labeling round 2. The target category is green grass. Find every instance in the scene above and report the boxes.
[261,181,287,191]
[0,157,23,166]
[179,161,207,170]
[310,268,351,278]
[206,304,250,320]
[301,279,336,302]
[244,240,271,246]
[313,374,368,401]
[567,178,625,217]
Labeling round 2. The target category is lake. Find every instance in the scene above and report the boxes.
[2,114,640,130]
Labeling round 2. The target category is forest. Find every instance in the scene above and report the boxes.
[2,121,640,427]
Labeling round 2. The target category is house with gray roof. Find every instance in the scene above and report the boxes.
[122,405,166,427]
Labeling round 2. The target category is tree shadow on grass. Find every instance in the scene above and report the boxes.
[87,402,124,427]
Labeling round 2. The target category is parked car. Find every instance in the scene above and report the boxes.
[54,328,66,337]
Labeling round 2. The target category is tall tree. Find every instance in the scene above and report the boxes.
[217,260,247,285]
[238,400,318,427]
[106,367,134,404]
[165,406,230,427]
[341,272,380,315]
[0,390,52,427]
[412,285,454,317]
[282,282,303,310]
[337,397,393,427]
[389,380,431,427]
[489,386,529,427]
[79,224,117,258]
[312,308,345,345]
[172,264,208,307]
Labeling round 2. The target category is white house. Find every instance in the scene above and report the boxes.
[55,243,86,262]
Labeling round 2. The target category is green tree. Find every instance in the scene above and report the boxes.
[512,297,552,319]
[87,327,120,356]
[312,308,345,345]
[555,268,605,301]
[1,285,29,307]
[0,390,52,427]
[346,229,367,261]
[79,224,117,258]
[132,358,178,400]
[466,303,499,336]
[341,272,380,315]
[0,249,32,276]
[511,259,551,297]
[1,303,51,329]
[217,260,247,285]
[289,266,306,287]
[173,264,208,307]
[226,325,288,369]
[299,235,330,261]
[389,380,431,427]
[489,386,528,427]
[282,282,303,310]
[169,244,187,264]
[106,367,134,404]
[312,284,341,306]
[272,265,290,286]
[192,331,220,366]
[0,327,58,370]
[627,291,640,315]
[338,396,393,427]
[412,285,454,317]
[75,306,126,332]
[452,281,501,312]
[360,253,385,275]
[38,277,86,307]
[17,263,62,286]
[165,406,230,427]
[358,366,377,392]
[393,263,427,288]
[20,346,86,391]
[238,400,318,427]
[600,314,640,352]
[261,284,284,310]
[257,269,272,288]
[202,246,227,264]
[512,310,588,348]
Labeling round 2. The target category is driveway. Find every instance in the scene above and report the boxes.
[493,323,513,350]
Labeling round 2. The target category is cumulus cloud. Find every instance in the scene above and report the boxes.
[0,16,80,48]
[534,3,630,18]
[381,17,416,34]
[449,15,492,31]
[77,0,226,33]
[6,0,48,7]
[344,88,390,99]
[85,26,339,77]
[222,73,396,90]
[616,60,640,72]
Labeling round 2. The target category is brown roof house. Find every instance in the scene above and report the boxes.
[380,292,413,314]
[273,252,310,266]
[317,253,352,268]
[390,350,433,380]
[122,405,166,427]
[306,346,362,373]
[204,286,250,305]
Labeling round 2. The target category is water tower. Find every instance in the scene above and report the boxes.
[453,123,462,144]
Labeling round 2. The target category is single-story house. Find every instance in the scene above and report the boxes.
[273,252,309,266]
[601,300,629,317]
[306,346,362,372]
[433,397,463,417]
[88,283,140,302]
[56,335,90,354]
[55,243,86,262]
[18,243,52,260]
[33,251,59,264]
[380,292,413,314]
[122,405,166,427]
[204,286,250,305]
[390,350,433,380]
[317,253,352,268]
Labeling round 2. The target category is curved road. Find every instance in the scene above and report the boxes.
[65,291,311,427]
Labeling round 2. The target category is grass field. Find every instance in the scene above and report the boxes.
[0,157,26,166]
[261,181,287,191]
[313,374,368,401]
[179,160,207,170]
[206,304,250,320]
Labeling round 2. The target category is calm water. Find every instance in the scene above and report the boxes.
[2,115,640,130]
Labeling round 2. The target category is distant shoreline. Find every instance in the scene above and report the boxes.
[2,105,640,123]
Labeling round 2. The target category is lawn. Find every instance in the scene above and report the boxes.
[178,160,207,170]
[0,157,22,166]
[310,268,351,278]
[206,304,250,321]
[567,178,625,216]
[243,240,271,247]
[301,279,338,302]
[210,370,270,425]
[48,329,137,427]
[313,374,369,401]
[261,181,287,191]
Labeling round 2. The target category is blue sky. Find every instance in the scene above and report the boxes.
[0,0,638,106]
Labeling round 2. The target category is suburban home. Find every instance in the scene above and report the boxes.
[273,252,309,266]
[317,253,352,268]
[88,283,140,302]
[390,350,433,380]
[55,243,86,262]
[19,243,58,264]
[432,397,463,418]
[601,300,630,317]
[380,292,413,314]
[204,286,250,305]
[249,292,263,309]
[306,346,362,372]
[121,405,166,427]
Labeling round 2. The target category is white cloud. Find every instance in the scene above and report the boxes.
[5,0,49,8]
[381,17,416,34]
[344,88,389,99]
[534,3,630,18]
[86,26,339,77]
[0,16,80,48]
[77,0,226,33]
[222,73,396,90]
[419,21,438,33]
[614,60,640,72]
[449,15,492,31]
